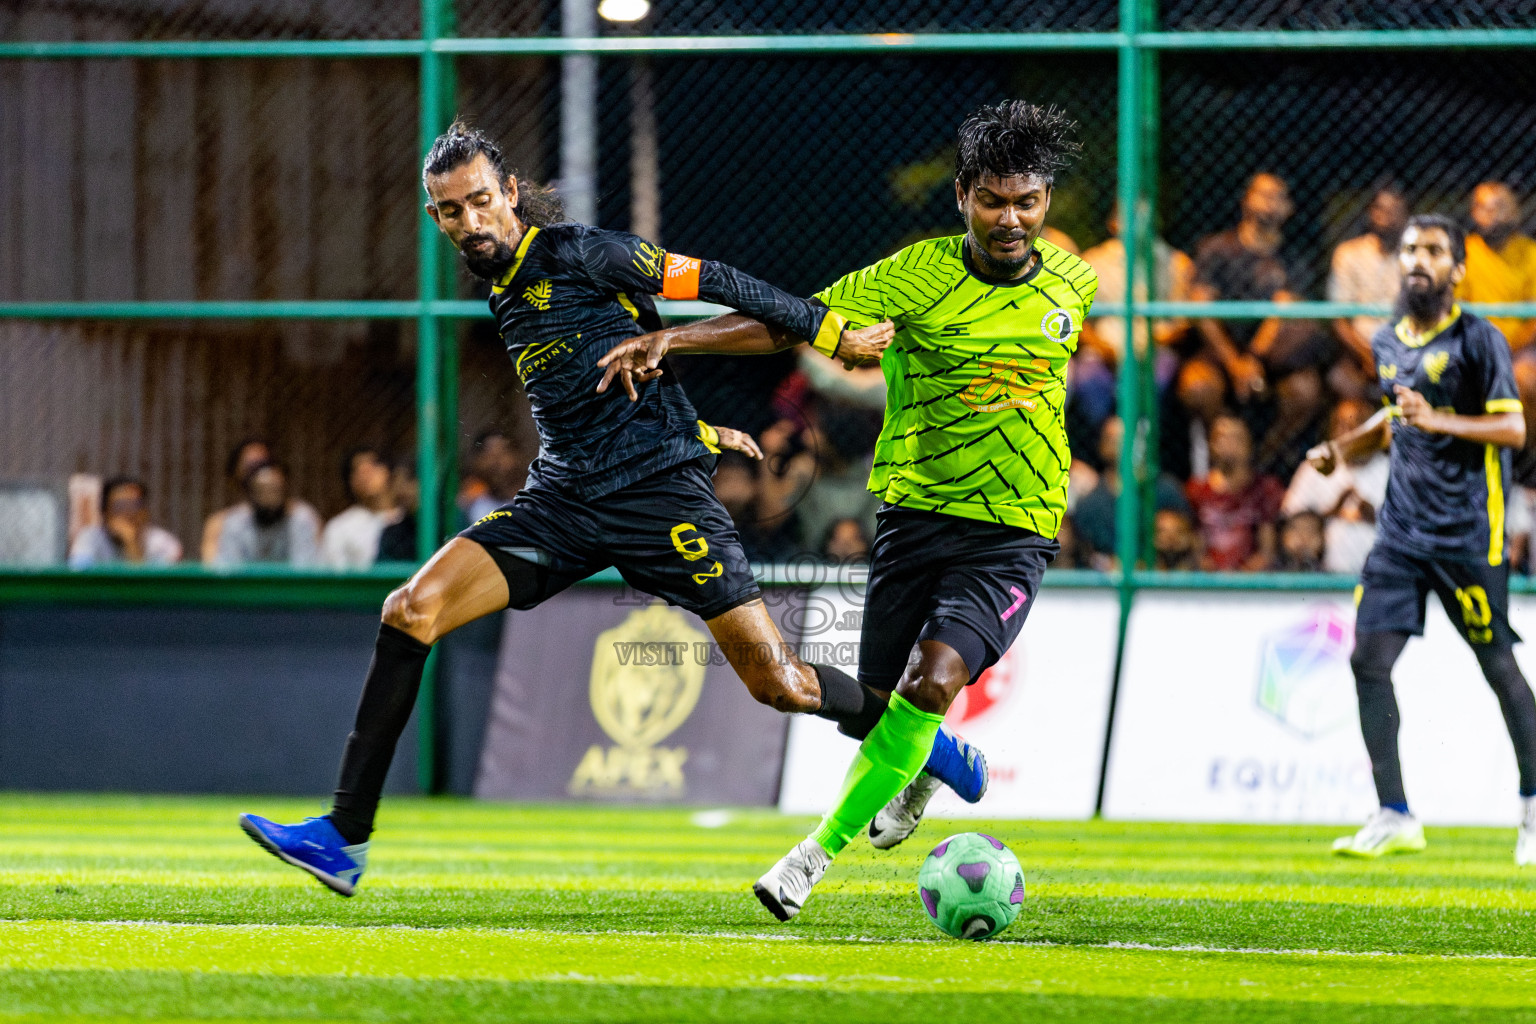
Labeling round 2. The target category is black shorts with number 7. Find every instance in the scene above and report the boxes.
[1355,542,1521,650]
[459,455,761,621]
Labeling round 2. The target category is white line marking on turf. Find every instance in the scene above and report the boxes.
[36,920,1536,962]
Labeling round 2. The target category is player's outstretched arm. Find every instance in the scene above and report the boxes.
[1394,385,1526,448]
[596,316,894,399]
[1306,407,1391,475]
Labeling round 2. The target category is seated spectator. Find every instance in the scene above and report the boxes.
[1186,414,1284,571]
[821,517,871,564]
[377,459,420,563]
[321,447,402,570]
[1182,173,1329,478]
[460,429,527,526]
[713,451,797,562]
[1329,185,1407,398]
[1054,514,1083,569]
[1073,417,1191,570]
[1076,202,1194,443]
[1276,511,1326,572]
[1152,508,1201,571]
[1459,182,1536,429]
[201,438,272,563]
[758,402,881,556]
[214,461,321,568]
[1281,397,1388,574]
[69,477,181,568]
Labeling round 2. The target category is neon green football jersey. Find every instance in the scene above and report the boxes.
[815,234,1098,536]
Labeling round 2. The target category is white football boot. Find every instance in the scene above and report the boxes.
[752,838,830,922]
[1517,796,1536,867]
[1332,807,1427,858]
[868,772,945,850]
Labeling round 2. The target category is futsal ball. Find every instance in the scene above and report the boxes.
[918,832,1025,940]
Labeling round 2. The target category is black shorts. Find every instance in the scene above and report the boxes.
[459,456,760,620]
[1355,542,1521,649]
[857,505,1058,690]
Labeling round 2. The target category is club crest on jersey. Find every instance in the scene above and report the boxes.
[523,279,553,310]
[1424,350,1449,384]
[1040,307,1076,342]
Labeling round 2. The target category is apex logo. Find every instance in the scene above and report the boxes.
[1424,350,1450,384]
[1379,363,1398,380]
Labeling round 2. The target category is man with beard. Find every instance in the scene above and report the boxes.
[1305,214,1536,864]
[213,461,321,567]
[237,122,987,897]
[1329,185,1409,396]
[598,101,1094,919]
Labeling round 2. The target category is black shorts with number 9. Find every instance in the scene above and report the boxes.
[459,455,760,620]
[1355,542,1521,649]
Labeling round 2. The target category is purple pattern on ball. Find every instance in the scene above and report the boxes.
[921,887,940,918]
[979,833,1005,850]
[1010,873,1026,904]
[956,860,992,893]
[931,840,951,858]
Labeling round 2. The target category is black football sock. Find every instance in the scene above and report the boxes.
[811,662,889,740]
[1474,646,1536,798]
[329,623,433,845]
[1350,630,1411,811]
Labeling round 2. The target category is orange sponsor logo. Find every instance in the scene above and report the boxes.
[959,357,1052,413]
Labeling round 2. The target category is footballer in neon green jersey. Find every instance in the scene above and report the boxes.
[597,101,1091,922]
[814,231,1094,536]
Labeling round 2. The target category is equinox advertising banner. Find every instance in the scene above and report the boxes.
[778,587,1120,820]
[1102,592,1536,826]
[474,589,799,805]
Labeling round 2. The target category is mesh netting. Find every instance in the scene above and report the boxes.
[0,0,420,42]
[0,57,418,302]
[1162,0,1536,31]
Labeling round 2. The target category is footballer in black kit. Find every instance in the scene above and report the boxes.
[1308,214,1536,862]
[236,122,1002,898]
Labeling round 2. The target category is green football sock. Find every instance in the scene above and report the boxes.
[811,692,946,857]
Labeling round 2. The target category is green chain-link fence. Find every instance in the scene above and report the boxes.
[2,0,1535,590]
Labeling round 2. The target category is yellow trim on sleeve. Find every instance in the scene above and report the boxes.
[1487,398,1524,414]
[490,225,542,295]
[696,420,721,453]
[810,309,848,359]
[1486,443,1505,567]
[617,293,641,321]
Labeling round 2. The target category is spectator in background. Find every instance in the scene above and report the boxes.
[214,461,321,568]
[201,438,271,563]
[1276,511,1326,572]
[1076,202,1194,442]
[821,517,871,563]
[68,477,182,568]
[376,459,420,563]
[1152,508,1201,571]
[1072,416,1191,570]
[1460,182,1536,429]
[321,447,402,570]
[712,451,797,562]
[758,403,881,555]
[1186,414,1284,571]
[1329,185,1408,397]
[460,429,527,525]
[1281,397,1388,574]
[1182,173,1329,478]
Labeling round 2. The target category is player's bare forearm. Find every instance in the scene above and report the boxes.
[1306,408,1390,474]
[655,314,799,356]
[1394,386,1526,448]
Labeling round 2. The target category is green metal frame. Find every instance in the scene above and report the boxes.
[4,9,1536,792]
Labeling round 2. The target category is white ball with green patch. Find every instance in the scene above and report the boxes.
[918,832,1025,940]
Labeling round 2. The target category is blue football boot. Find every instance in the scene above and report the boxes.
[868,726,988,850]
[239,813,368,897]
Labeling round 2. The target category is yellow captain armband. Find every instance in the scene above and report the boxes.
[696,420,721,453]
[1487,399,1524,414]
[810,309,849,359]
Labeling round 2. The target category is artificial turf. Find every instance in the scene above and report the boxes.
[3,795,1536,1022]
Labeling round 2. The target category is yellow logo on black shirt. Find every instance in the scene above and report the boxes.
[1379,363,1398,380]
[1424,350,1450,384]
[523,279,552,310]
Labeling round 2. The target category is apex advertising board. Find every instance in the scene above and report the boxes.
[778,587,1119,820]
[1102,592,1536,826]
